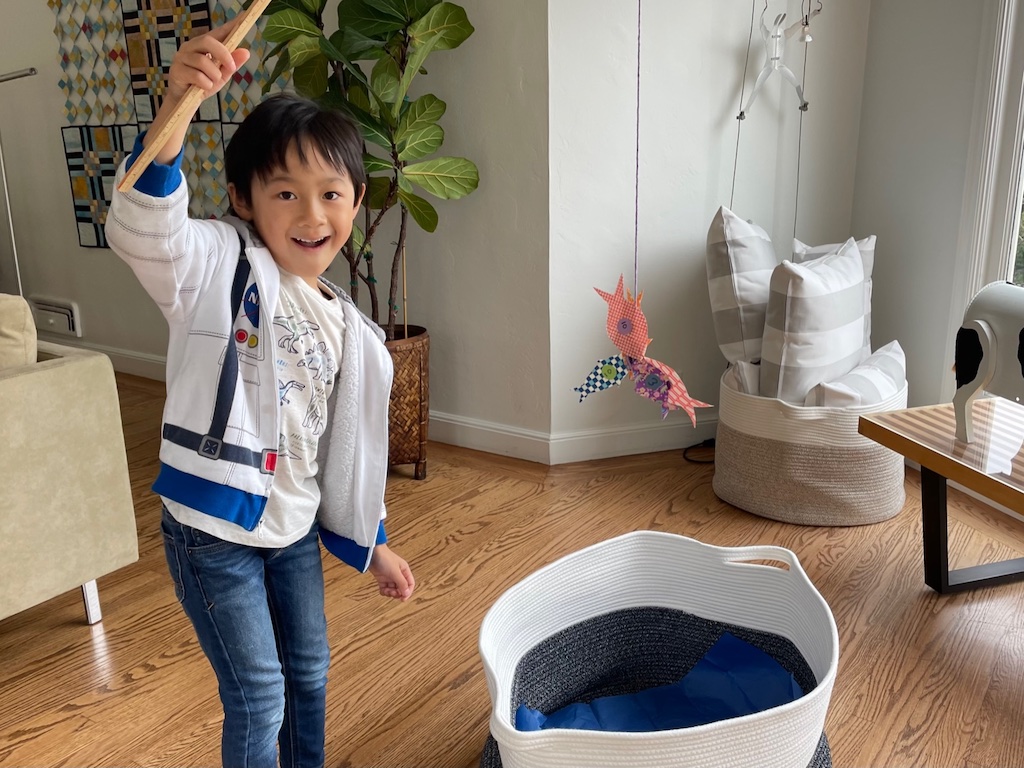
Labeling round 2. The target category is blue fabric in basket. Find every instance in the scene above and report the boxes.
[515,632,803,732]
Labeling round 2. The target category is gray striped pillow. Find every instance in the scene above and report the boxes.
[803,340,906,407]
[793,235,876,355]
[706,206,778,364]
[760,238,867,403]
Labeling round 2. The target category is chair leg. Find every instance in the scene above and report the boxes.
[81,580,102,625]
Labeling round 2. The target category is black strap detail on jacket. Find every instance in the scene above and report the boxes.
[164,231,274,473]
[162,424,274,470]
[207,233,251,442]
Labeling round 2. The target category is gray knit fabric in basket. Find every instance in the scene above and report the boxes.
[480,606,832,768]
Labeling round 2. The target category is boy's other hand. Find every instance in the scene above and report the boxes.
[167,16,251,104]
[368,545,416,602]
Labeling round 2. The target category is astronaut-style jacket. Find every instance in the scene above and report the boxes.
[105,155,392,573]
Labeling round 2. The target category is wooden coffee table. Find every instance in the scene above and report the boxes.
[859,398,1024,593]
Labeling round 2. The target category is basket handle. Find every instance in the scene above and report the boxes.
[719,544,803,573]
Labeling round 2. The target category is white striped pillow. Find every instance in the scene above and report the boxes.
[793,235,876,354]
[760,238,867,403]
[723,360,761,396]
[706,206,778,364]
[804,340,906,407]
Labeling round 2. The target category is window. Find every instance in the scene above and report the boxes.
[1017,213,1024,284]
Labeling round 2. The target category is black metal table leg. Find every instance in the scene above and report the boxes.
[921,467,949,592]
[921,466,1024,593]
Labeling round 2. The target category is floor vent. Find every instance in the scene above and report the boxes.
[29,296,82,337]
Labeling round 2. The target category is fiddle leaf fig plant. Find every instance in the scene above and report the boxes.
[258,0,479,339]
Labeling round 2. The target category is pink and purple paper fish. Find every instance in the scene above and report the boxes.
[575,275,712,425]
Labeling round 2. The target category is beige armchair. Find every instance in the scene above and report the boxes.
[0,293,138,624]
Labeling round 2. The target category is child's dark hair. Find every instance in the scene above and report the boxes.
[225,93,366,205]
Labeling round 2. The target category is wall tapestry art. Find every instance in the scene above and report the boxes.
[49,0,289,248]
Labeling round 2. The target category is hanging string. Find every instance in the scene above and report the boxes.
[730,0,761,210]
[793,38,809,241]
[632,0,642,297]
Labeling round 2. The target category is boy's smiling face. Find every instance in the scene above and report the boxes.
[228,140,365,291]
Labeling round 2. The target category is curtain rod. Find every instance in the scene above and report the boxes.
[0,68,37,84]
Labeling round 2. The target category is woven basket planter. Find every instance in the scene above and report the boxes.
[385,325,429,480]
[713,371,907,526]
[479,532,839,768]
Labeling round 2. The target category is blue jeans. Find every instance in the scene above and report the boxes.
[161,507,329,768]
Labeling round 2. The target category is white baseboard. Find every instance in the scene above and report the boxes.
[428,411,552,464]
[429,410,719,465]
[37,334,166,381]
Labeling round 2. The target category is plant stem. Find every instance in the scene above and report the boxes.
[387,204,409,340]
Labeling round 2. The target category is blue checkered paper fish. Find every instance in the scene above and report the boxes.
[574,355,629,402]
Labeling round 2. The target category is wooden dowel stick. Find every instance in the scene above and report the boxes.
[117,0,272,192]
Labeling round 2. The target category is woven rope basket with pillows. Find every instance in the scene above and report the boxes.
[706,207,906,526]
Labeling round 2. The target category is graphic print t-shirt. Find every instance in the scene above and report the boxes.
[164,268,346,548]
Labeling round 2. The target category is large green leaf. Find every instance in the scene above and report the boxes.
[403,156,478,199]
[398,188,438,232]
[364,0,441,21]
[351,222,365,254]
[409,2,473,51]
[340,101,392,149]
[264,9,320,42]
[350,224,366,257]
[389,3,471,116]
[287,35,321,67]
[396,94,445,142]
[298,0,321,15]
[370,56,401,104]
[263,48,292,94]
[367,175,394,210]
[404,0,442,20]
[264,39,289,62]
[396,171,413,194]
[318,36,371,90]
[337,0,407,38]
[391,34,439,118]
[259,0,310,16]
[347,80,372,113]
[398,124,443,161]
[329,27,386,61]
[363,153,393,173]
[294,55,328,97]
[362,0,407,22]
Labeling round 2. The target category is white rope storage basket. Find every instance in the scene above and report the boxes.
[479,531,839,768]
[714,371,907,526]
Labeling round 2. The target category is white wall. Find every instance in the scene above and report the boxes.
[0,0,169,377]
[852,0,988,408]
[3,0,985,464]
[393,0,553,452]
[547,0,872,461]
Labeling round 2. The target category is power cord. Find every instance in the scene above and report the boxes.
[683,437,716,464]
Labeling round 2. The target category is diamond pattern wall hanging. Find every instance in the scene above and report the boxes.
[121,0,220,123]
[210,1,291,122]
[50,0,295,248]
[182,121,229,219]
[61,124,140,247]
[49,0,135,125]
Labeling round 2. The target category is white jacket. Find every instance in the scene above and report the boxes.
[106,157,392,573]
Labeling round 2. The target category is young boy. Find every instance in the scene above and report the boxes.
[105,17,415,768]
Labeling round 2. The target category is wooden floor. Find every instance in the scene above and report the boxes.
[3,373,1024,767]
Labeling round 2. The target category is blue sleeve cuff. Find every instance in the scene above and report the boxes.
[375,521,387,545]
[125,132,184,197]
